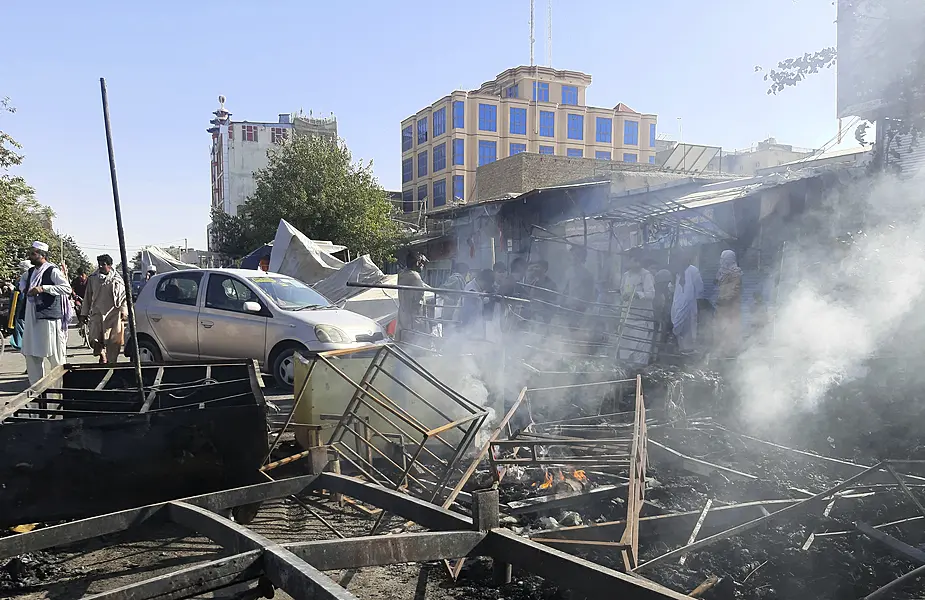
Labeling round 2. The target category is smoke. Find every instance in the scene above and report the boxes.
[733,172,925,427]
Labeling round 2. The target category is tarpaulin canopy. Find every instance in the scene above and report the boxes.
[139,246,197,274]
[240,239,346,270]
[312,255,385,304]
[268,220,345,285]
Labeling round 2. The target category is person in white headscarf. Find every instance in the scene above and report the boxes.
[671,252,704,354]
[714,249,743,355]
[19,241,72,384]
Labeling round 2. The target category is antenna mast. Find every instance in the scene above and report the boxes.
[529,0,535,66]
[546,0,552,66]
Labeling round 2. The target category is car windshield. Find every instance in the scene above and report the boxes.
[248,276,333,310]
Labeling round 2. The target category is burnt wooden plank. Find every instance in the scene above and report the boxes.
[487,529,688,600]
[81,550,263,600]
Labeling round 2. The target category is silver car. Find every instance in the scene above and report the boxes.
[127,269,385,388]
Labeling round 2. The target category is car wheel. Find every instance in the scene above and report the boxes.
[137,338,162,363]
[271,344,305,390]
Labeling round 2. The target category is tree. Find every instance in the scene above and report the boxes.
[233,135,404,264]
[0,98,91,281]
[209,207,253,259]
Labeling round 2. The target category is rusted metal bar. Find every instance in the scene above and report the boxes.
[648,440,758,482]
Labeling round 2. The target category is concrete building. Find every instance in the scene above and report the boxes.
[400,66,657,214]
[206,97,337,250]
[708,138,816,176]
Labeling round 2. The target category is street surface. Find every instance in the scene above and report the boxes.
[0,329,95,398]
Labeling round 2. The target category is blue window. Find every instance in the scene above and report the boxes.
[433,108,446,138]
[417,185,427,209]
[624,120,639,145]
[623,153,638,163]
[478,104,497,131]
[562,85,578,105]
[650,123,656,147]
[567,148,583,158]
[506,85,519,98]
[433,143,446,172]
[418,151,428,177]
[595,151,612,160]
[567,114,584,140]
[453,101,465,129]
[433,179,446,207]
[539,111,555,137]
[533,82,549,102]
[402,158,413,183]
[417,118,428,144]
[453,139,464,165]
[478,140,497,166]
[649,156,656,164]
[453,175,464,201]
[402,190,413,213]
[510,143,527,156]
[596,118,612,143]
[401,126,413,152]
[510,107,527,135]
[539,145,554,155]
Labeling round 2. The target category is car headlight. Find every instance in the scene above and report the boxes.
[314,324,352,344]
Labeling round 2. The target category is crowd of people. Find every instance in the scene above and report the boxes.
[393,245,747,365]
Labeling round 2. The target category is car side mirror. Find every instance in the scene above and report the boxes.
[243,301,262,314]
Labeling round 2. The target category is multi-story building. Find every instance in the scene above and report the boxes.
[206,96,337,250]
[400,66,658,214]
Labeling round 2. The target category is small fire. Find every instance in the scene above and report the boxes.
[573,469,588,482]
[538,471,554,490]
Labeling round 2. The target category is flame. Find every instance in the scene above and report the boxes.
[538,472,554,490]
[573,469,588,482]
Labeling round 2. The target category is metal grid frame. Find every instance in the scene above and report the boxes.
[0,473,689,600]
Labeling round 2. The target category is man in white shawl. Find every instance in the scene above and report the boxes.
[19,241,72,384]
[671,253,704,354]
[81,254,128,364]
[618,251,655,366]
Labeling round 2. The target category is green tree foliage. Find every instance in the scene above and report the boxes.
[211,136,404,264]
[0,98,90,281]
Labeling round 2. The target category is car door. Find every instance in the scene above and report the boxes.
[197,273,269,362]
[147,272,204,359]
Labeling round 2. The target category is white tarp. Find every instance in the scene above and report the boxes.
[312,255,386,304]
[140,246,197,274]
[342,274,401,326]
[268,220,344,285]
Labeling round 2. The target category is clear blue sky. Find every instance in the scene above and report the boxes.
[2,0,839,258]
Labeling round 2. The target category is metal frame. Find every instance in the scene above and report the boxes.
[314,344,488,507]
[0,473,688,600]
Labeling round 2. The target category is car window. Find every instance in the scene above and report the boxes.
[248,275,332,310]
[205,275,261,313]
[155,273,202,306]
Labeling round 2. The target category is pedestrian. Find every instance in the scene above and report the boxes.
[71,267,89,300]
[81,254,128,365]
[671,252,704,354]
[436,262,468,327]
[8,260,31,351]
[714,250,743,356]
[652,267,674,350]
[562,245,595,321]
[19,241,72,384]
[524,260,558,325]
[618,251,655,366]
[459,269,498,339]
[395,250,429,342]
[258,255,271,273]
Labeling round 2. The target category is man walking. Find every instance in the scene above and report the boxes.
[19,241,72,384]
[671,252,704,354]
[81,254,128,364]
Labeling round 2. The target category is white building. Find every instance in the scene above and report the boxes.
[206,96,337,250]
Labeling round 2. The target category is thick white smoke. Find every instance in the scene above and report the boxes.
[734,172,925,426]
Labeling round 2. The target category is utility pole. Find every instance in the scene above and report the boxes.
[529,0,535,66]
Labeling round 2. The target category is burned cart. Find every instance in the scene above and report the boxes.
[0,361,268,527]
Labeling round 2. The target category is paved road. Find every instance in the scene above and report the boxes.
[1,329,100,397]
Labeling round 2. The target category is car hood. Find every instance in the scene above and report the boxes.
[285,307,383,337]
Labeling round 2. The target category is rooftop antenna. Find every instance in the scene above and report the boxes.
[529,0,535,66]
[546,0,552,66]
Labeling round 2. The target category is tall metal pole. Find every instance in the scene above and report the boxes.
[100,78,145,404]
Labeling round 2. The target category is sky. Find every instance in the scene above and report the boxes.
[1,0,844,259]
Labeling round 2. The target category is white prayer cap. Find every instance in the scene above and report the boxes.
[32,241,49,252]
